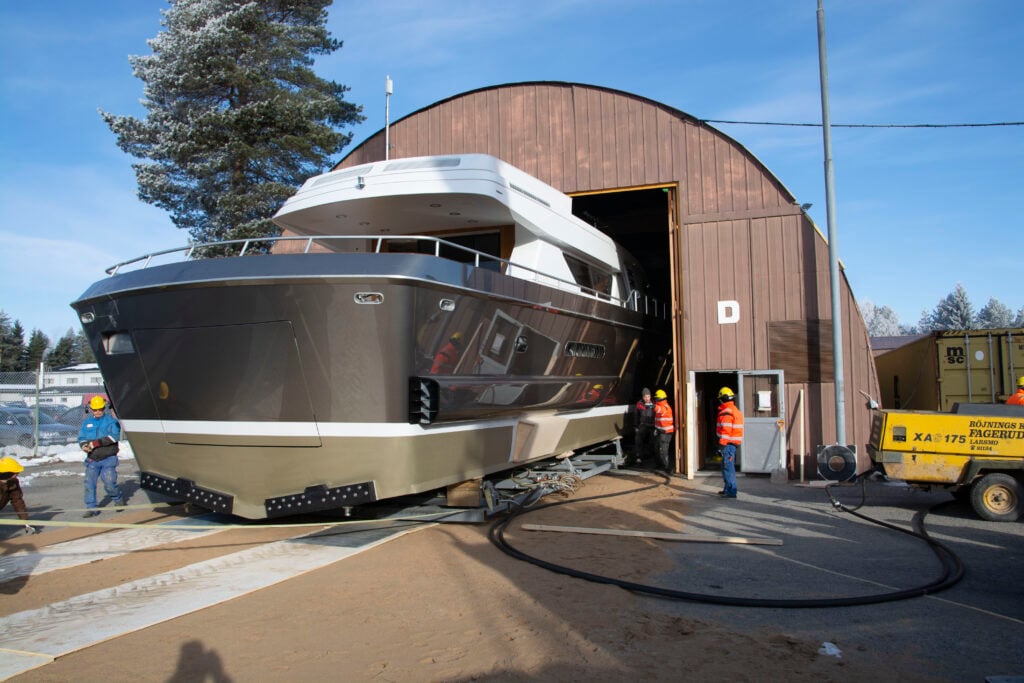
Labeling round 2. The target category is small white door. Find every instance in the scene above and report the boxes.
[737,370,785,473]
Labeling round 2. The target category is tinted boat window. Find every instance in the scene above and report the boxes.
[563,254,611,296]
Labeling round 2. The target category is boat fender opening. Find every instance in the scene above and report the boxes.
[264,482,377,518]
[139,471,234,514]
[409,377,439,425]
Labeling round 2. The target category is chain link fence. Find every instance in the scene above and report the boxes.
[0,368,106,454]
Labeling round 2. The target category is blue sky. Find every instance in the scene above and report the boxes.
[1,0,1021,342]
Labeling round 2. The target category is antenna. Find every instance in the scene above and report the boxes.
[384,75,393,160]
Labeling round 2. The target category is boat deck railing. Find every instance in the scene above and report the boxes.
[105,234,670,319]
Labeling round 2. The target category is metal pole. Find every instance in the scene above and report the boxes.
[384,75,393,160]
[1009,331,1016,395]
[817,0,846,445]
[987,332,995,403]
[798,389,806,482]
[33,362,43,457]
[965,333,973,401]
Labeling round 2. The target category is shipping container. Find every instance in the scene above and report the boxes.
[875,328,1024,411]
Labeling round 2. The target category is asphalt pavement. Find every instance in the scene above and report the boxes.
[1,457,175,540]
[4,459,1023,681]
[648,472,1024,682]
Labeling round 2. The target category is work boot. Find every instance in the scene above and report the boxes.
[82,509,100,518]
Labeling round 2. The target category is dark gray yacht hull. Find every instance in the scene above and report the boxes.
[73,251,643,518]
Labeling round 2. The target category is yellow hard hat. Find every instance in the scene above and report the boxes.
[1018,375,1024,387]
[718,387,735,399]
[89,396,107,410]
[654,389,667,400]
[593,384,603,390]
[0,456,24,474]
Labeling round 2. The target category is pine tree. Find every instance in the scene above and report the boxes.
[976,297,1014,330]
[916,308,936,334]
[73,330,97,364]
[1,320,27,371]
[101,0,364,246]
[930,283,976,331]
[0,311,12,371]
[45,330,76,370]
[25,330,50,370]
[860,300,902,337]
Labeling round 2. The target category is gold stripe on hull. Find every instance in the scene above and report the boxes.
[131,409,626,519]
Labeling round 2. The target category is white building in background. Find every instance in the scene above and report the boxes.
[4,364,106,408]
[42,364,103,389]
[1,365,105,407]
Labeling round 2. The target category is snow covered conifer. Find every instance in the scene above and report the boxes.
[976,298,1014,330]
[931,283,976,331]
[101,0,364,245]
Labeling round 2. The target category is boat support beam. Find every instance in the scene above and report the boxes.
[481,439,625,516]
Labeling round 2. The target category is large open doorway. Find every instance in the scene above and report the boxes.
[571,186,678,464]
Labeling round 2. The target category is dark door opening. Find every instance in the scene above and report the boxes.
[695,371,739,473]
[571,186,675,408]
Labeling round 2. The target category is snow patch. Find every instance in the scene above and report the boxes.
[0,441,136,467]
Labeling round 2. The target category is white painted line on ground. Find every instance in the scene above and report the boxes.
[0,650,52,680]
[0,527,225,583]
[0,524,428,680]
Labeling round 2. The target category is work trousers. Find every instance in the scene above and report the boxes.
[633,425,654,464]
[84,456,123,509]
[655,431,673,471]
[720,444,738,497]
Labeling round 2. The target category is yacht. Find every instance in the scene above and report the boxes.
[72,154,658,518]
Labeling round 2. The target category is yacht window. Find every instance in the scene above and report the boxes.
[563,254,612,296]
[388,231,503,269]
[437,231,502,269]
[102,332,135,355]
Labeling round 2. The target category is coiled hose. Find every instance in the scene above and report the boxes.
[488,474,965,608]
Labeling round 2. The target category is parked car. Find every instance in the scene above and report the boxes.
[0,406,79,448]
[56,404,90,430]
[34,404,67,421]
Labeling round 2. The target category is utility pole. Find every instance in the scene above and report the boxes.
[817,0,846,446]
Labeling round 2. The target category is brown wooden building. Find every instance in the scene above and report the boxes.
[328,81,880,479]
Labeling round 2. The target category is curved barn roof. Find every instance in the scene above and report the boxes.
[340,80,800,202]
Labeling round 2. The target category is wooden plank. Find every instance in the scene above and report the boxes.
[446,479,482,507]
[521,523,782,545]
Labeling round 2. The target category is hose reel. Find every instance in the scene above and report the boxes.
[816,444,858,482]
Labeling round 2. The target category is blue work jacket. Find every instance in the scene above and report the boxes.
[79,411,121,444]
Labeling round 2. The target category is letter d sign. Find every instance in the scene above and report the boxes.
[717,300,740,324]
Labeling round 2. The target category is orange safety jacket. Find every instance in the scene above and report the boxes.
[1008,388,1024,406]
[653,399,674,434]
[716,401,744,446]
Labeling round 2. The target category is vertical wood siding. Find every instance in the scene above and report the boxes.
[333,82,878,467]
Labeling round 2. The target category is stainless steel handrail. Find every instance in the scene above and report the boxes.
[104,234,667,317]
